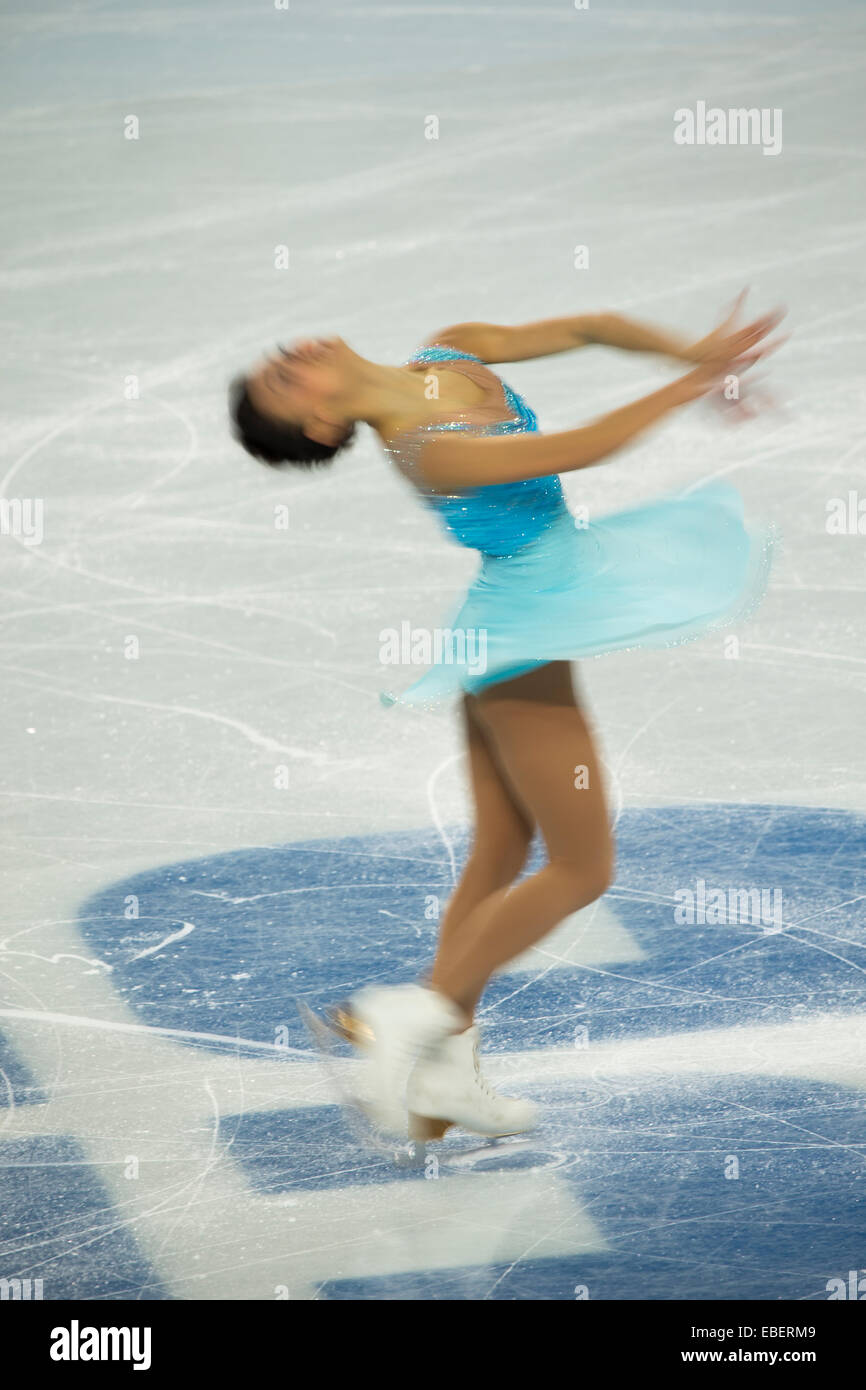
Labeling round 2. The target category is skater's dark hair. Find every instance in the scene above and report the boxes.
[228,376,356,468]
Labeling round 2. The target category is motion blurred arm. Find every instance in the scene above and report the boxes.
[427,314,706,365]
[414,372,705,490]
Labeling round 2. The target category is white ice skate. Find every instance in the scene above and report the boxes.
[347,983,465,1135]
[407,1025,538,1140]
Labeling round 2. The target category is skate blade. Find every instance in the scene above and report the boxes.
[408,1113,454,1142]
[295,999,396,1156]
[408,1112,536,1141]
[325,1002,375,1050]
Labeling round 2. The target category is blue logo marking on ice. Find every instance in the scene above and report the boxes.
[1,804,863,1300]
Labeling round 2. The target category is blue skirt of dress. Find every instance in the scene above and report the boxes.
[381,480,776,708]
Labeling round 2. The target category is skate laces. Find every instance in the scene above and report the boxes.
[470,1036,498,1100]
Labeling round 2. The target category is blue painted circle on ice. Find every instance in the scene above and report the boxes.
[65,804,866,1299]
[77,802,865,1052]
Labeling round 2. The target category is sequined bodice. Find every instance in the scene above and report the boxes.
[387,346,565,557]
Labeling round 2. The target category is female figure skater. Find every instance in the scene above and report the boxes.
[230,294,781,1141]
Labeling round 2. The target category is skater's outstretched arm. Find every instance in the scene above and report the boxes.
[428,313,696,364]
[410,315,780,491]
[428,290,772,366]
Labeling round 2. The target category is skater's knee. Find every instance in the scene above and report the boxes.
[468,828,532,888]
[549,842,615,911]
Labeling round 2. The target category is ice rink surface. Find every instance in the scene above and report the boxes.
[0,0,864,1300]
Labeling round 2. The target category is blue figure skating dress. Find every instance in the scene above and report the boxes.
[381,345,775,707]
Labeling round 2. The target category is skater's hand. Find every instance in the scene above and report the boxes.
[675,350,756,403]
[690,289,749,363]
[691,290,784,363]
[698,308,785,370]
[675,300,787,416]
[685,291,787,419]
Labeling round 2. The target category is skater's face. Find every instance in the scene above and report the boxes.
[245,337,353,448]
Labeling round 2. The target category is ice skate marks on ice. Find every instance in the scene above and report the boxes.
[42,803,866,1298]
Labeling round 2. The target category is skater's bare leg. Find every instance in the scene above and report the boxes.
[430,663,614,1015]
[430,694,535,999]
